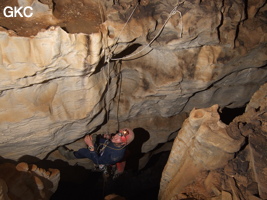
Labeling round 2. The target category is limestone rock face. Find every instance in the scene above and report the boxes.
[0,0,266,170]
[159,83,267,200]
[0,162,60,200]
[0,26,111,160]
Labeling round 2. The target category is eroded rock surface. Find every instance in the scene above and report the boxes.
[0,162,60,200]
[0,0,266,175]
[159,83,267,200]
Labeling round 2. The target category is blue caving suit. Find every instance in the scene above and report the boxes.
[73,138,126,165]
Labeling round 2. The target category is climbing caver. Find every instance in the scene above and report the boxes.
[58,128,134,178]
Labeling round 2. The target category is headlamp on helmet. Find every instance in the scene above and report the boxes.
[118,129,129,137]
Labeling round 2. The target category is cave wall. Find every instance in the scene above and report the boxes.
[159,82,267,200]
[0,0,266,167]
[0,162,60,200]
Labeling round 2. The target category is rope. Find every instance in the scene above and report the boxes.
[111,5,182,61]
[115,63,122,131]
[103,4,183,132]
[112,3,139,53]
[97,140,126,154]
[98,140,110,155]
[105,57,112,134]
[103,4,139,132]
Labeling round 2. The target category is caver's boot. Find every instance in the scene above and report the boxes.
[58,146,76,160]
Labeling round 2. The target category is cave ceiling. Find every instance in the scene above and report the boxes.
[0,0,266,169]
[0,0,267,199]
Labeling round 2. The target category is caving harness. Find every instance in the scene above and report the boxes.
[93,135,127,179]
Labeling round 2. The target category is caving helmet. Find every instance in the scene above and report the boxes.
[118,128,135,145]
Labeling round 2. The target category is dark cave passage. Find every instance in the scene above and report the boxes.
[50,151,170,200]
[219,106,246,125]
[49,128,166,200]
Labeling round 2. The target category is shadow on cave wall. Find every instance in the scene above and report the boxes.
[104,151,170,200]
[101,127,166,200]
[1,110,251,200]
[125,127,150,171]
[48,127,168,200]
[0,127,168,200]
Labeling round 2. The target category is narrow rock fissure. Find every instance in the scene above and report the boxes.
[219,106,246,125]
